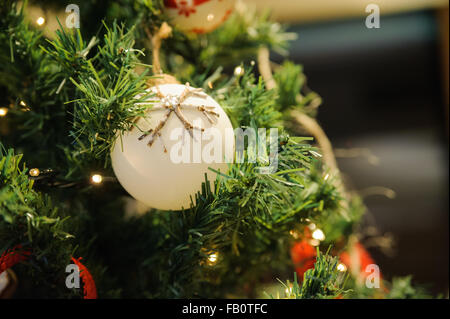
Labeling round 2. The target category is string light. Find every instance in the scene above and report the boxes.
[207,251,219,266]
[207,14,215,22]
[36,17,46,26]
[29,168,40,177]
[199,248,219,266]
[18,100,30,111]
[0,107,8,117]
[289,229,300,239]
[312,229,325,241]
[337,263,347,272]
[234,66,244,76]
[91,174,103,184]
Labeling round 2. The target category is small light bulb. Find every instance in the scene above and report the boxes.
[0,107,8,117]
[207,14,215,21]
[18,100,30,111]
[289,230,299,239]
[29,168,40,177]
[91,174,103,184]
[312,229,325,241]
[234,66,244,76]
[337,263,347,272]
[36,17,45,26]
[207,251,219,266]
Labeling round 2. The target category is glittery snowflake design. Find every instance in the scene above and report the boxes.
[137,83,220,152]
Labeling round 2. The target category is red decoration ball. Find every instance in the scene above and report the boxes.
[164,0,235,34]
[290,240,316,280]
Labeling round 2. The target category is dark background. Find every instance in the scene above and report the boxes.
[283,10,449,294]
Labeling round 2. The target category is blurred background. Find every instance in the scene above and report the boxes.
[246,0,449,294]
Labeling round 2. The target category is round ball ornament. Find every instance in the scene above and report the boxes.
[163,0,236,34]
[111,83,234,211]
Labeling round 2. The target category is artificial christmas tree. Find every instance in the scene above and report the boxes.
[0,0,436,300]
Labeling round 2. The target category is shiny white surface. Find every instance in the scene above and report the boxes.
[111,84,234,211]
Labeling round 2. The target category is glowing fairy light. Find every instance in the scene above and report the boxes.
[91,174,103,184]
[337,263,347,272]
[207,14,214,21]
[29,168,40,177]
[0,107,8,117]
[208,253,217,262]
[36,17,46,26]
[234,66,244,76]
[207,251,219,266]
[19,100,30,111]
[312,229,325,241]
[289,230,300,239]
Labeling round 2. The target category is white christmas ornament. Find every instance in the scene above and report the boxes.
[163,0,235,34]
[111,83,234,211]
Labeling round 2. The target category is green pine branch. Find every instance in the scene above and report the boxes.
[270,248,349,299]
[0,145,83,298]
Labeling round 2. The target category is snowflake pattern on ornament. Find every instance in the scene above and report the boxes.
[165,0,221,17]
[136,83,219,152]
[164,0,232,33]
[178,1,196,17]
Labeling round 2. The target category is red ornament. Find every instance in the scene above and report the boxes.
[71,257,98,299]
[0,245,31,274]
[290,240,316,280]
[164,0,235,34]
[339,242,379,279]
[0,246,97,299]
